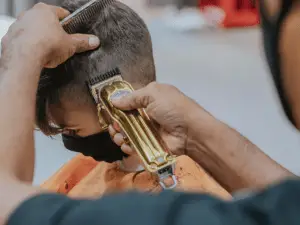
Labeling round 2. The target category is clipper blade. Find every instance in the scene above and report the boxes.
[87,68,123,104]
[87,68,121,87]
[61,0,115,34]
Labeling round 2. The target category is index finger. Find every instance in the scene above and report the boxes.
[111,86,153,110]
[34,3,70,20]
[50,5,70,20]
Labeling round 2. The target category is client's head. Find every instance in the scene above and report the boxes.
[36,0,156,162]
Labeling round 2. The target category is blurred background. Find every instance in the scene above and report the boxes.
[1,0,300,185]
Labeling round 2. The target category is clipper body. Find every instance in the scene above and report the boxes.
[88,75,177,189]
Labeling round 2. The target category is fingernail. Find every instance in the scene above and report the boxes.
[110,96,124,103]
[89,36,100,48]
[122,144,133,154]
[110,96,122,101]
[111,97,124,106]
[110,91,130,100]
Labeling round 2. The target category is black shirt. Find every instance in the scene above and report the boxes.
[7,179,300,225]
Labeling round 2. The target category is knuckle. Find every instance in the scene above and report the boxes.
[1,35,7,46]
[147,82,162,93]
[148,82,159,89]
[164,83,178,92]
[17,11,25,19]
[77,39,87,52]
[34,2,47,8]
[6,25,13,34]
[1,43,4,54]
[150,82,176,93]
[142,95,151,108]
[1,35,9,51]
[48,59,59,68]
[133,96,141,108]
[134,93,151,109]
[68,45,76,56]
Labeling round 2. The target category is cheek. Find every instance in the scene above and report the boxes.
[79,113,103,137]
[280,3,300,127]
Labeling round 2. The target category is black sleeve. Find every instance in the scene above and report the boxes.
[6,179,300,225]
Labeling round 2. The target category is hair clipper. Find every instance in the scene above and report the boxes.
[87,68,177,190]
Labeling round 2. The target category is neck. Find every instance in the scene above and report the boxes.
[119,155,144,172]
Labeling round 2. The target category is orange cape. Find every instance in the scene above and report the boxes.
[41,154,231,199]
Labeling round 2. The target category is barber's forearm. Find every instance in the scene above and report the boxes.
[0,51,43,182]
[186,115,295,193]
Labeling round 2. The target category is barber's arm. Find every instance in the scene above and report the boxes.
[0,3,99,222]
[111,83,295,193]
[188,110,294,192]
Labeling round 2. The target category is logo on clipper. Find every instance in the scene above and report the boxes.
[110,90,131,101]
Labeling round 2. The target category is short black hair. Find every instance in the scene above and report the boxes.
[36,0,156,135]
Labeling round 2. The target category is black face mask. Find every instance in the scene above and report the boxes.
[62,132,128,163]
[260,0,296,125]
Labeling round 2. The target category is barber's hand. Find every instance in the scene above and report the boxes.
[1,3,100,68]
[109,82,216,156]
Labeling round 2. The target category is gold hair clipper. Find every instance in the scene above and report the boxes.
[87,68,177,190]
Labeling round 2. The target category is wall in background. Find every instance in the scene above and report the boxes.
[0,0,61,17]
[0,0,161,22]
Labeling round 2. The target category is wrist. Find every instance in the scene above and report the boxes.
[184,106,232,169]
[185,114,253,191]
[185,105,223,153]
[1,45,44,73]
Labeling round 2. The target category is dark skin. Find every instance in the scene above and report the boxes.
[0,3,100,224]
[0,0,296,224]
[110,0,295,192]
[111,83,294,192]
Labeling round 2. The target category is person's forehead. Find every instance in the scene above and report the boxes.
[49,101,95,127]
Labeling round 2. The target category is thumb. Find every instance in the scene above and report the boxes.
[71,34,100,53]
[111,88,153,110]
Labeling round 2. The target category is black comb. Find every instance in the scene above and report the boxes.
[87,67,121,87]
[60,0,115,34]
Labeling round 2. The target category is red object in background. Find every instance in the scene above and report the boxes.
[199,0,260,28]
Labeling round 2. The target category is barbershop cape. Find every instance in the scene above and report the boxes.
[39,154,231,198]
[6,179,300,225]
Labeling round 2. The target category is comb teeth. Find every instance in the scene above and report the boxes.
[61,0,115,34]
[87,67,121,87]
